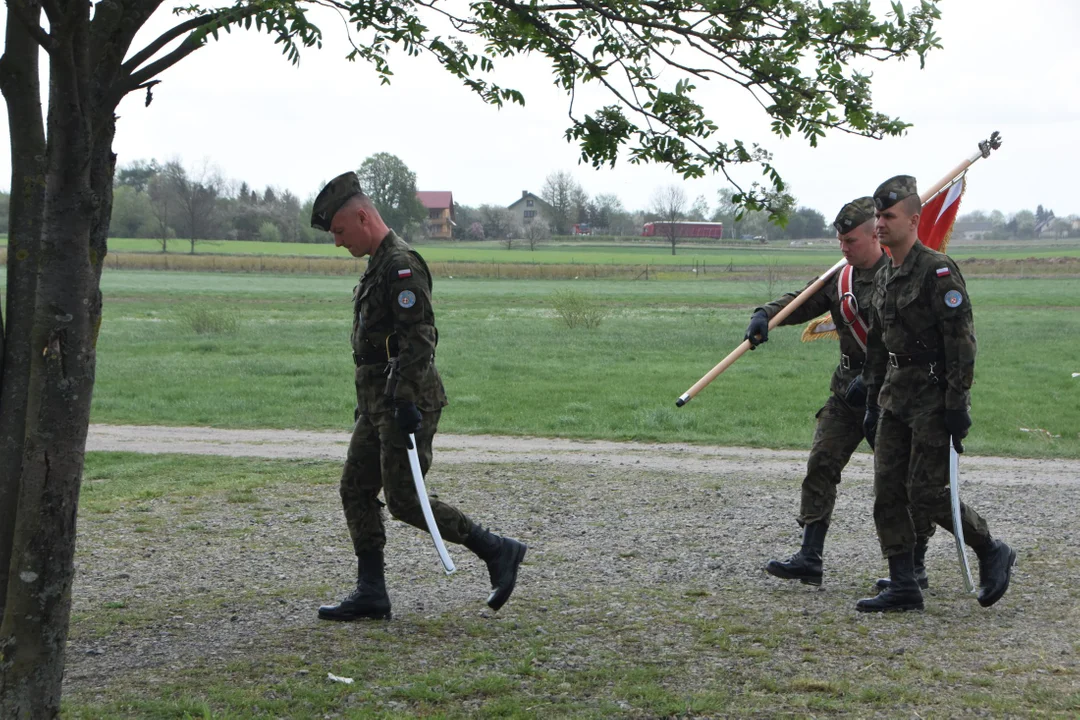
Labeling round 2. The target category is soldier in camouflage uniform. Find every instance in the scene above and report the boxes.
[310,172,526,621]
[750,198,933,587]
[856,175,1015,613]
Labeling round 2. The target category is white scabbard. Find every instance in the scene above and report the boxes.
[949,441,976,593]
[406,434,456,575]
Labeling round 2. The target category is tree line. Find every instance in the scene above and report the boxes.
[0,161,1074,250]
[109,159,323,249]
[953,205,1078,240]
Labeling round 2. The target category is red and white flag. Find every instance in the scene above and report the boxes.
[918,174,965,252]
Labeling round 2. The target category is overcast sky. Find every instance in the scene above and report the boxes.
[2,0,1078,218]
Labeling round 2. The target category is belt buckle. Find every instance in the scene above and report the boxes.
[841,354,851,370]
[888,352,899,368]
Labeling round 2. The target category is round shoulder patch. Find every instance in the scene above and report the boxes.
[397,289,417,309]
[943,289,963,308]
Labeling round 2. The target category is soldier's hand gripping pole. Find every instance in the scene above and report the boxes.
[385,350,456,575]
[676,257,849,406]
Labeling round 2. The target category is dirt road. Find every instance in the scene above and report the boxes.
[87,423,1080,486]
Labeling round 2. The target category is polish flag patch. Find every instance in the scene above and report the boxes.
[397,268,412,279]
[935,267,951,278]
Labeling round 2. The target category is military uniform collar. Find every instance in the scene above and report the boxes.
[888,240,925,280]
[367,231,400,268]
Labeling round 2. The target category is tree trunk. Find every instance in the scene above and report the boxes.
[0,0,46,627]
[0,4,106,713]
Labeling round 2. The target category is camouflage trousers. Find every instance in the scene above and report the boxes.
[339,408,474,555]
[799,394,866,526]
[873,409,991,558]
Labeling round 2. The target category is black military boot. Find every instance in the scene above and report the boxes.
[974,539,1016,608]
[318,549,392,621]
[765,522,828,586]
[875,536,930,591]
[463,524,527,611]
[856,550,924,613]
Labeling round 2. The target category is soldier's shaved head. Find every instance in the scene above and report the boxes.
[900,194,922,218]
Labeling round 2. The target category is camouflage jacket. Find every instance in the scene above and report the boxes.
[351,231,448,414]
[863,241,976,416]
[755,252,888,398]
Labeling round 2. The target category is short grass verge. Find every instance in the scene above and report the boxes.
[82,273,1080,458]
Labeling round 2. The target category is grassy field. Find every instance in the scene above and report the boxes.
[3,235,844,266]
[5,235,1080,267]
[39,270,1072,458]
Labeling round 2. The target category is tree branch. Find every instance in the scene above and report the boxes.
[120,14,216,77]
[121,35,205,94]
[38,0,61,26]
[115,5,265,101]
[6,0,55,52]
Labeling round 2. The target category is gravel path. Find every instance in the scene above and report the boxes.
[87,424,1080,487]
[66,425,1080,712]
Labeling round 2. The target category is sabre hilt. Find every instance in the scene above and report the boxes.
[382,333,402,399]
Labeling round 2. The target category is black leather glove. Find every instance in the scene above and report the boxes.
[944,408,971,454]
[845,375,867,407]
[744,311,770,349]
[863,403,880,450]
[394,400,422,448]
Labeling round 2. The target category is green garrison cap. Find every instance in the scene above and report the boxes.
[310,172,363,231]
[833,197,876,234]
[873,175,918,211]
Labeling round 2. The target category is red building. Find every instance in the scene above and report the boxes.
[416,190,454,239]
[642,221,723,239]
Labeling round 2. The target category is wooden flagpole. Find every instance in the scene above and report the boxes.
[675,132,1002,407]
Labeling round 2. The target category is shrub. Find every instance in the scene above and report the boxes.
[258,221,282,243]
[177,305,241,335]
[551,289,609,329]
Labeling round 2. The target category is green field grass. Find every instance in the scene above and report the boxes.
[6,234,1079,267]
[41,270,1074,458]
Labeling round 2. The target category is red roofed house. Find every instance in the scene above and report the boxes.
[416,191,454,240]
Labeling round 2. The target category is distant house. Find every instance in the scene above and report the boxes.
[954,220,993,240]
[417,191,454,240]
[507,191,555,230]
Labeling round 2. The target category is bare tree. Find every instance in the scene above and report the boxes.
[479,205,516,246]
[651,185,688,255]
[688,194,710,221]
[523,221,550,250]
[161,161,223,254]
[148,173,174,253]
[542,171,586,235]
[592,193,624,234]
